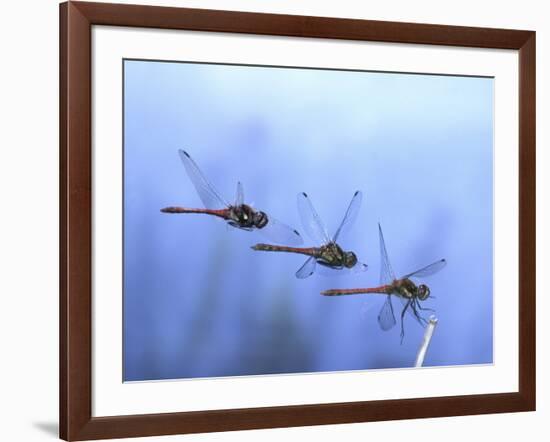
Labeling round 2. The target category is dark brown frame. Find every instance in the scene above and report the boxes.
[60,1,536,440]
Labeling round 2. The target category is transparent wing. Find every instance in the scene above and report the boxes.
[378,223,396,285]
[178,149,229,209]
[297,192,331,245]
[315,263,343,277]
[258,215,303,246]
[333,191,363,242]
[377,295,396,331]
[360,298,378,320]
[296,257,317,279]
[403,259,447,279]
[235,181,244,207]
[316,260,368,277]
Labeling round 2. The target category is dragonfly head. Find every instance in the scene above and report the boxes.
[253,210,268,229]
[417,284,430,301]
[343,251,358,268]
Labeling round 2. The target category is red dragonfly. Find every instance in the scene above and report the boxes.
[322,223,446,342]
[161,150,303,245]
[252,191,368,279]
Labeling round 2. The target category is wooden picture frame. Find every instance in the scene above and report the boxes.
[60,1,536,440]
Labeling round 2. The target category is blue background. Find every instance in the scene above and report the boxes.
[123,59,493,381]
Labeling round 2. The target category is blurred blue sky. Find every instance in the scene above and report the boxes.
[124,59,493,381]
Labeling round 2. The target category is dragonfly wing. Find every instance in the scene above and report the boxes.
[377,295,396,331]
[315,263,343,277]
[297,192,331,245]
[332,191,362,242]
[403,259,447,279]
[235,181,244,207]
[178,149,229,209]
[378,223,396,285]
[296,257,317,279]
[258,215,303,246]
[316,260,368,277]
[360,298,378,321]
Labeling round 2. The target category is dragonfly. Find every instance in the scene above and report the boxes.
[321,223,446,342]
[251,191,368,279]
[161,150,303,245]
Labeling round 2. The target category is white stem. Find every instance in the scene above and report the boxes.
[415,315,438,367]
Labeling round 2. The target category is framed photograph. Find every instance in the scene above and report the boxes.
[60,1,536,440]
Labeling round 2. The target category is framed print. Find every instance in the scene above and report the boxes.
[59,1,536,440]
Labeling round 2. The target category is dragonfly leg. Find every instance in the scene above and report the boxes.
[417,303,435,313]
[411,301,429,326]
[400,299,411,344]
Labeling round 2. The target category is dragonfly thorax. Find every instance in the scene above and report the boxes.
[393,278,431,301]
[318,242,357,269]
[393,278,418,299]
[230,204,268,229]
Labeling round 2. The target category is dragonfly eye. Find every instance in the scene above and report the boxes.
[418,284,430,300]
[254,211,268,229]
[344,251,357,268]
